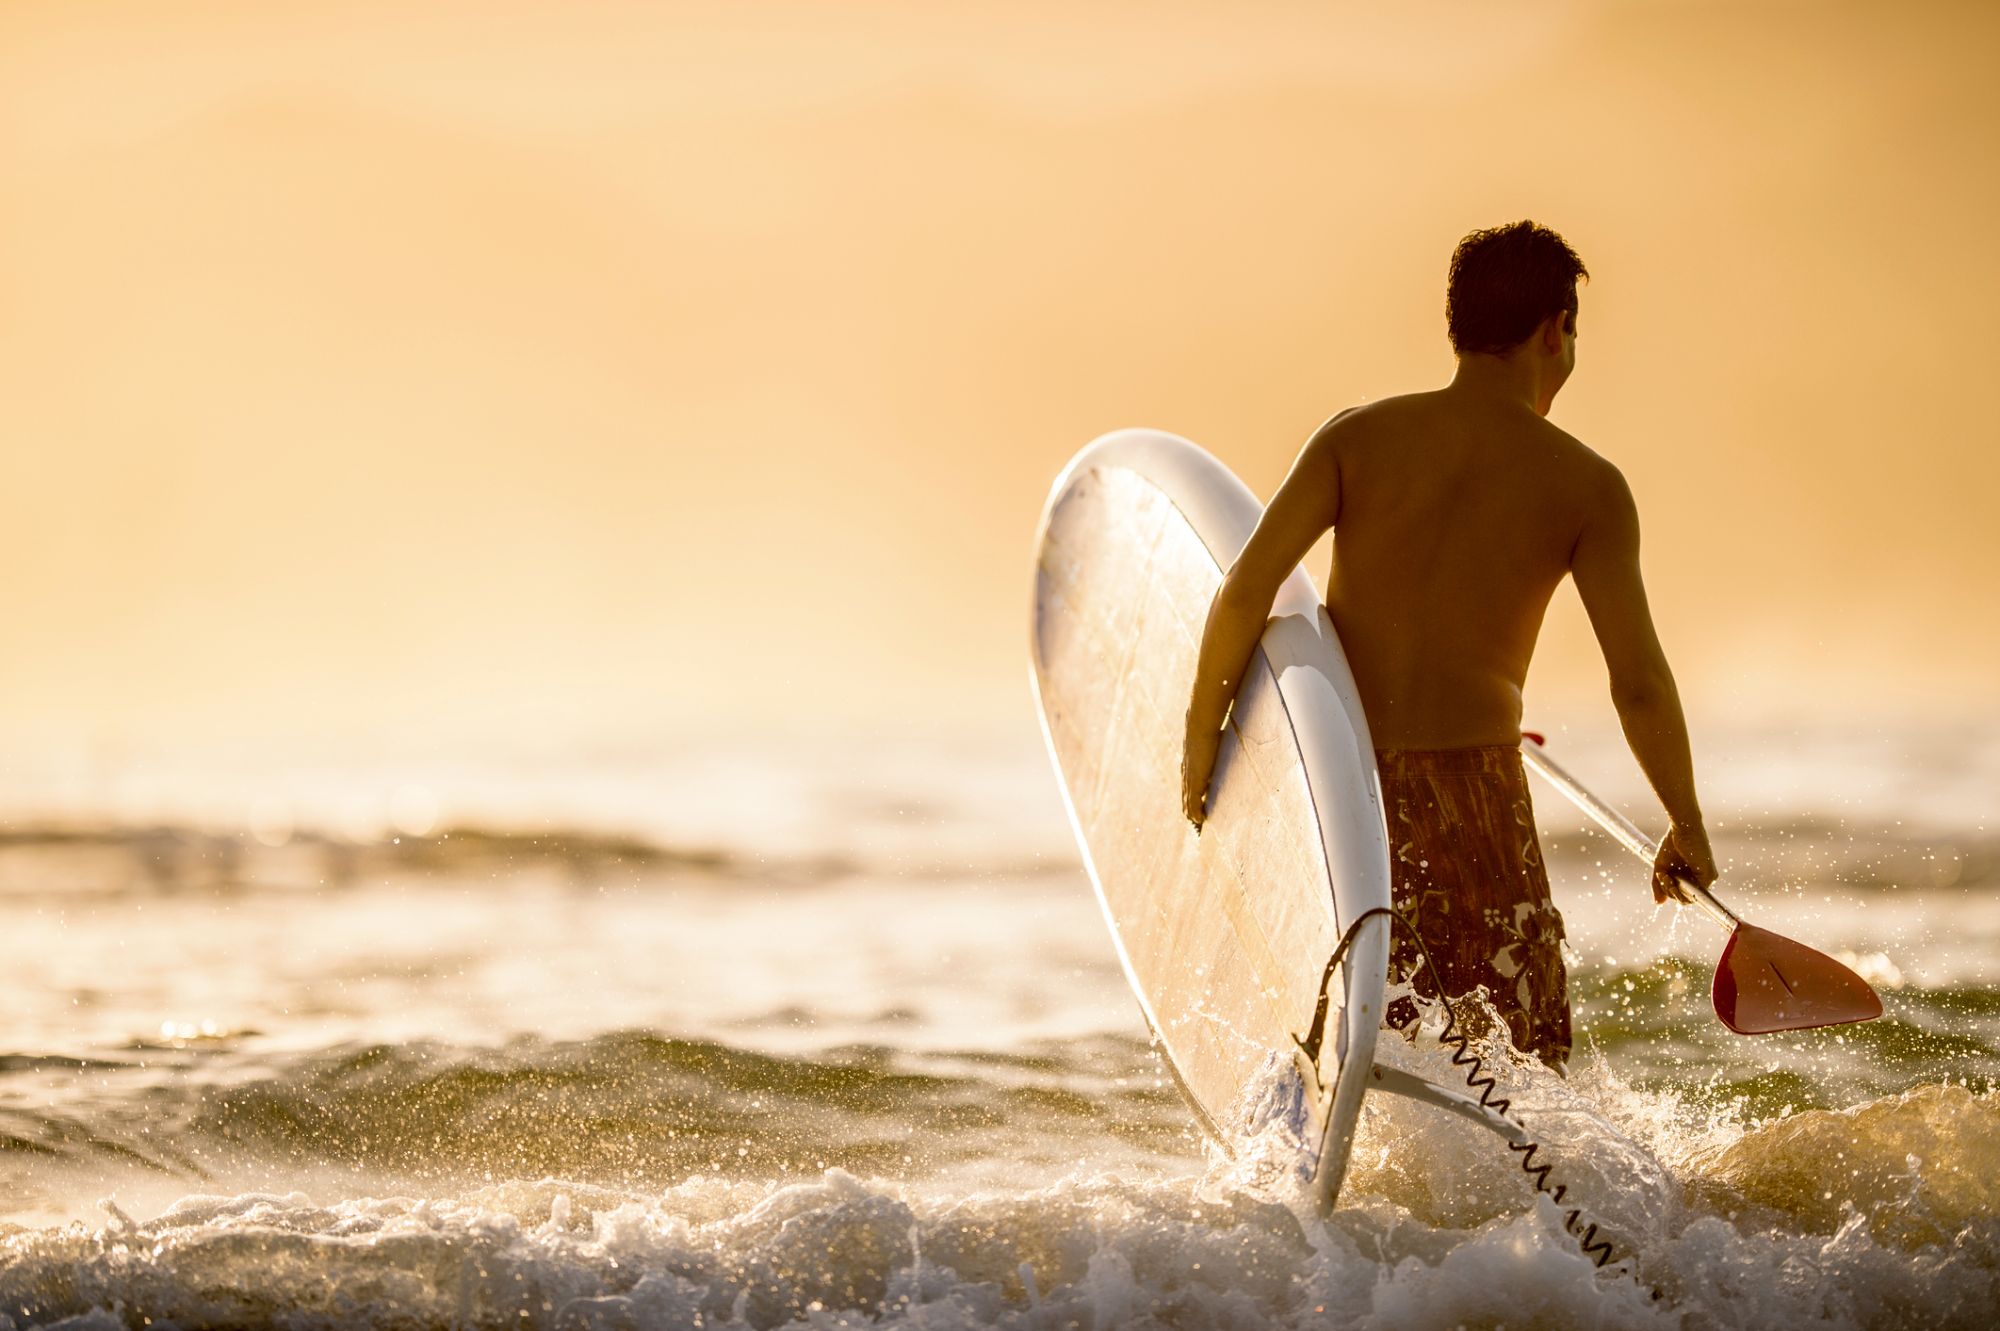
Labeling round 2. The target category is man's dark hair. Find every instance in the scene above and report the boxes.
[1446,221,1588,356]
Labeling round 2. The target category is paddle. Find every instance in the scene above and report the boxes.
[1518,734,1883,1034]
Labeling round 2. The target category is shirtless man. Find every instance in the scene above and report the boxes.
[1179,221,1717,1068]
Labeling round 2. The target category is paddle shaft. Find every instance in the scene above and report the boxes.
[1518,738,1741,932]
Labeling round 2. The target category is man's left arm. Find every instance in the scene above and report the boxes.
[1180,425,1343,828]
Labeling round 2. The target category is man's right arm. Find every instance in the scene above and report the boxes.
[1571,465,1718,903]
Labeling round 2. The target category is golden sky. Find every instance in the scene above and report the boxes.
[2,0,1995,758]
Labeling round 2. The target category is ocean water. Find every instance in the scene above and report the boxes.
[2,725,1996,1329]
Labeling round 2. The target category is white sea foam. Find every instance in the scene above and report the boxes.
[3,1116,1995,1331]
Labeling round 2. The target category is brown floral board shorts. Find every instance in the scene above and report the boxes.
[1376,744,1572,1068]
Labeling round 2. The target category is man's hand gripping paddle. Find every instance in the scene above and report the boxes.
[1519,734,1883,1035]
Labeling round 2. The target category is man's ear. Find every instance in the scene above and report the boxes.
[1540,312,1568,355]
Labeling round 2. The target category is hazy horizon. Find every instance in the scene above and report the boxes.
[4,0,1996,764]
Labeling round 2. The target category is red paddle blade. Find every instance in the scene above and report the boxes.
[1711,923,1885,1034]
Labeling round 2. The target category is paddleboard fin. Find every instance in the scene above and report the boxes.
[1295,907,1396,1069]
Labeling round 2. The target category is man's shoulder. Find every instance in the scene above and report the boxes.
[1541,428,1638,540]
[1530,417,1627,495]
[1318,391,1437,428]
[1303,393,1435,451]
[1523,410,1594,459]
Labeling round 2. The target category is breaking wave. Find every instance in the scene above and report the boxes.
[3,1027,1997,1329]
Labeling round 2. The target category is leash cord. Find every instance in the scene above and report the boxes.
[1302,906,1620,1270]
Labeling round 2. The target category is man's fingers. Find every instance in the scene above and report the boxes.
[1182,789,1206,831]
[1652,851,1697,904]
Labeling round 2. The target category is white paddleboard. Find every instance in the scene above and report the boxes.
[1029,429,1394,1210]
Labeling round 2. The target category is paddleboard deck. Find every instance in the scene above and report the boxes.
[1028,429,1394,1209]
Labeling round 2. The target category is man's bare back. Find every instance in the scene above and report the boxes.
[1319,388,1617,749]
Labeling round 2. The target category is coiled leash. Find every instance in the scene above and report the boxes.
[1298,906,1620,1270]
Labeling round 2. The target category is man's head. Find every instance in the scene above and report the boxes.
[1446,222,1588,400]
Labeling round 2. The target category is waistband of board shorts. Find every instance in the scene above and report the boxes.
[1373,743,1526,777]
